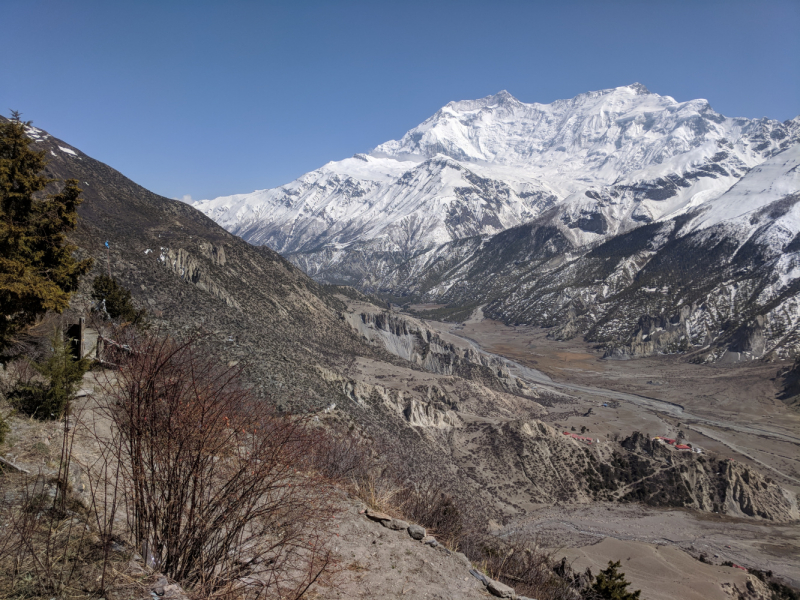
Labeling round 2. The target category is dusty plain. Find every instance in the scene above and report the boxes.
[405,311,800,589]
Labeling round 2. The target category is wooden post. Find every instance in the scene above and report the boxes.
[78,317,85,358]
[67,317,85,360]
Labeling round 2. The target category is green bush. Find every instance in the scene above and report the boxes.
[591,560,641,599]
[91,275,147,325]
[8,333,89,420]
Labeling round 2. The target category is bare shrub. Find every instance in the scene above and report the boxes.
[0,474,91,597]
[309,431,466,549]
[459,529,585,600]
[393,477,463,547]
[97,331,337,599]
[0,399,113,599]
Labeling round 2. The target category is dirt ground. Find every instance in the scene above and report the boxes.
[447,318,800,495]
[510,502,800,588]
[404,313,800,590]
[313,500,490,600]
[559,537,756,600]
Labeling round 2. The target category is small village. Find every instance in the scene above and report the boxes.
[652,436,704,453]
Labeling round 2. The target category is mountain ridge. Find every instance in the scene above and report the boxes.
[190,86,800,361]
[192,84,799,262]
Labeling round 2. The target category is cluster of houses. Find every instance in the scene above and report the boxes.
[562,431,593,444]
[652,436,703,453]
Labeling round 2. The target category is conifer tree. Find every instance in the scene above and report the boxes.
[9,331,90,419]
[591,561,641,600]
[0,112,92,357]
[91,274,147,325]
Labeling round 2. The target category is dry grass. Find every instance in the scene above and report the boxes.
[0,331,348,600]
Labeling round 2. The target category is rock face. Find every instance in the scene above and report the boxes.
[348,310,520,385]
[190,86,800,360]
[450,423,798,522]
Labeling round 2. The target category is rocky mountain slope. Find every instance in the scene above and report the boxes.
[190,85,800,360]
[373,144,800,360]
[192,84,798,282]
[11,117,795,536]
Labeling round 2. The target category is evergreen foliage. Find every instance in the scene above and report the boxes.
[591,561,641,600]
[91,274,146,324]
[9,332,90,420]
[0,112,92,357]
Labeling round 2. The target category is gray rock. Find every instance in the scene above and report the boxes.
[469,568,489,585]
[388,518,409,531]
[150,575,169,597]
[407,523,426,540]
[422,536,438,547]
[365,508,392,523]
[128,559,147,576]
[161,584,190,600]
[487,578,515,598]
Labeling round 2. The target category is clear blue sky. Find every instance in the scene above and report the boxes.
[2,0,798,201]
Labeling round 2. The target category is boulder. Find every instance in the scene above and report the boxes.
[486,578,516,598]
[469,568,489,585]
[407,524,426,540]
[365,508,392,523]
[161,584,190,600]
[388,518,409,531]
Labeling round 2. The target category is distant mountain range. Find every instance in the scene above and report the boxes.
[192,84,800,361]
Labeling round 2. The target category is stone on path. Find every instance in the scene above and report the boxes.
[365,508,392,523]
[407,523,426,540]
[388,518,409,531]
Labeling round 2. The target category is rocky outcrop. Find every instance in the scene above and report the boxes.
[604,307,693,359]
[315,366,457,429]
[617,432,798,521]
[346,310,534,398]
[450,424,798,522]
[158,246,242,310]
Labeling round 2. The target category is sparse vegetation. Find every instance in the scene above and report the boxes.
[8,331,90,420]
[91,274,147,325]
[95,331,337,598]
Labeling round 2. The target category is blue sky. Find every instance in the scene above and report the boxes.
[2,0,798,200]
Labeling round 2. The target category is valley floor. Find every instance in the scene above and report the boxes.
[402,309,800,588]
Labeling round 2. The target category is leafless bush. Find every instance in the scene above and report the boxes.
[0,474,91,597]
[310,429,374,483]
[97,331,338,599]
[392,476,464,548]
[309,431,466,549]
[0,398,112,599]
[460,529,584,600]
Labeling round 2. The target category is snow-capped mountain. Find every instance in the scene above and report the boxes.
[193,84,797,278]
[369,144,800,361]
[192,84,800,360]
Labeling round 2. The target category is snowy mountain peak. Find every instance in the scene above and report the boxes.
[193,85,800,283]
[443,89,521,112]
[627,82,651,95]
